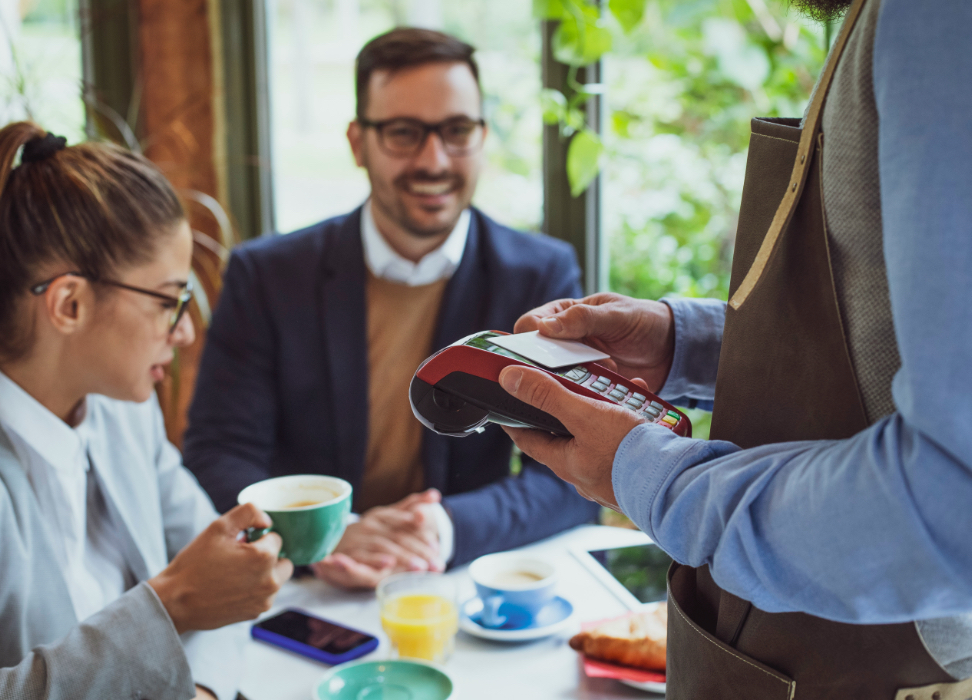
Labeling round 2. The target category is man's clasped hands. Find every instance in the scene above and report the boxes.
[312,488,446,589]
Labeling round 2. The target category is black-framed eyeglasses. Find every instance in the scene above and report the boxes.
[358,116,486,158]
[30,271,193,334]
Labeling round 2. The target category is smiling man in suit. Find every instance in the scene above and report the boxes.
[183,27,599,589]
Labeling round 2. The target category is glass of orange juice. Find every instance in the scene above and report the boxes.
[377,572,458,664]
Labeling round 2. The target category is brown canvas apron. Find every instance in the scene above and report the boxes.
[665,1,961,698]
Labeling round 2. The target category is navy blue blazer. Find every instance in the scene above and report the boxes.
[183,206,600,565]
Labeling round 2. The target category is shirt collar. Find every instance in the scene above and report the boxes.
[0,370,89,474]
[361,199,470,286]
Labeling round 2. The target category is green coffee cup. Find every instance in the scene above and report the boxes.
[238,474,352,566]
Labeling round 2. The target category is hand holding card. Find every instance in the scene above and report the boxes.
[490,331,610,369]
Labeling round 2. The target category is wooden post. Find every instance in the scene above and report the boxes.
[136,0,227,447]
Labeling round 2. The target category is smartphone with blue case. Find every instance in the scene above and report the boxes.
[252,608,379,664]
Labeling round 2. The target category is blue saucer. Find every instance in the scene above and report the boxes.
[469,600,534,631]
[459,596,575,642]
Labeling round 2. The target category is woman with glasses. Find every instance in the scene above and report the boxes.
[0,121,293,700]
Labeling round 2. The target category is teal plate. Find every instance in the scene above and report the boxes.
[313,660,453,700]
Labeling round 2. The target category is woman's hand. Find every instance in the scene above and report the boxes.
[149,503,294,634]
[514,292,676,393]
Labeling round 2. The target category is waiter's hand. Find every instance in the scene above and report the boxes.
[514,292,675,392]
[311,489,443,590]
[499,366,646,511]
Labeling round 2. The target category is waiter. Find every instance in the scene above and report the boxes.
[501,0,972,698]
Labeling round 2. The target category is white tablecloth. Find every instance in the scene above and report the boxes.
[239,524,664,700]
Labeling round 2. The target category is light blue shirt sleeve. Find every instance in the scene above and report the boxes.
[612,0,972,624]
[657,296,725,409]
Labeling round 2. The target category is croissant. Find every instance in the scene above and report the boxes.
[569,604,667,671]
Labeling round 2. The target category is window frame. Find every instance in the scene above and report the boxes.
[541,19,605,295]
[82,2,603,264]
[219,0,275,239]
[79,0,139,142]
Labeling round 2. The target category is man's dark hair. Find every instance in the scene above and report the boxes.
[355,27,480,120]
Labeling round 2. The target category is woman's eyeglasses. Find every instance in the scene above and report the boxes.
[30,271,193,334]
[358,116,486,158]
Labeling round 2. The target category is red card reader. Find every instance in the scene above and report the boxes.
[409,331,692,438]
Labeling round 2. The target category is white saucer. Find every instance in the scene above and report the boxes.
[619,678,666,694]
[459,596,576,642]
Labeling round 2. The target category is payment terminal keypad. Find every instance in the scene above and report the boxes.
[564,367,590,383]
[557,365,684,431]
[460,333,686,434]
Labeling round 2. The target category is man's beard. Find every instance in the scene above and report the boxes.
[393,170,468,239]
[790,0,852,22]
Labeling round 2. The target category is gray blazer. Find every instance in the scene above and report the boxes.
[0,395,245,700]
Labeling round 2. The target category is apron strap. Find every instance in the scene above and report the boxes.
[729,0,868,310]
[895,675,972,700]
[715,587,753,646]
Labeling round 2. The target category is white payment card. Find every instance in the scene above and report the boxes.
[490,330,610,369]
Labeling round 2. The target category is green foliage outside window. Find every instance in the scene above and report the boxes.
[537,0,830,439]
[1,0,84,142]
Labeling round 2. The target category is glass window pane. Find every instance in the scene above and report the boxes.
[266,0,541,234]
[601,3,828,440]
[602,3,828,302]
[443,0,542,232]
[1,0,84,141]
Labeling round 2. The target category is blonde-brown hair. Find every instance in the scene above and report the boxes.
[0,121,185,360]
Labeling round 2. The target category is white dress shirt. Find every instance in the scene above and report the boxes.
[361,198,470,286]
[360,199,467,563]
[0,371,132,622]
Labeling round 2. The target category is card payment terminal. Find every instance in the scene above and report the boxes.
[409,331,691,438]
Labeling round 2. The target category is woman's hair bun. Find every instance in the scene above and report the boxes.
[21,133,67,164]
[0,120,185,362]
